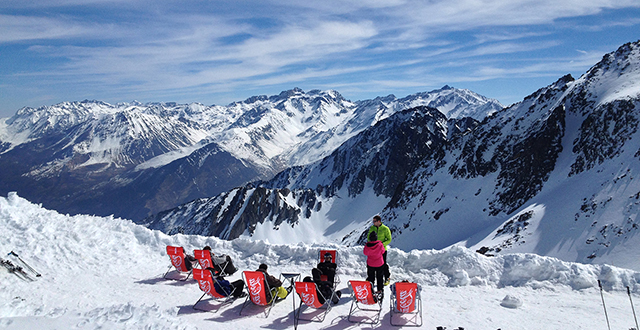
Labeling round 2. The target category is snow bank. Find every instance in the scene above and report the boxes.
[2,192,639,292]
[2,192,640,329]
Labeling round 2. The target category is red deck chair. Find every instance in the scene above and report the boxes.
[348,280,383,324]
[192,269,236,312]
[193,249,213,270]
[390,281,423,326]
[239,271,277,317]
[318,249,340,287]
[164,246,192,281]
[293,281,335,330]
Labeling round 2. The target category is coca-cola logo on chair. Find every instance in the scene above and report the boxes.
[170,255,183,268]
[248,278,264,305]
[398,288,415,313]
[301,291,315,306]
[354,284,369,303]
[198,280,211,294]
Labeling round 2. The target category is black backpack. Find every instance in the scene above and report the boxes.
[222,256,237,275]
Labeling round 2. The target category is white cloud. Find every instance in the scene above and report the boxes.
[0,14,94,42]
[0,0,639,117]
[381,0,640,30]
[468,40,561,57]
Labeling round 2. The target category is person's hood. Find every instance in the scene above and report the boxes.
[366,240,381,247]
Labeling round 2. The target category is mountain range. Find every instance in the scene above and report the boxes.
[142,40,640,270]
[3,39,640,270]
[0,85,502,221]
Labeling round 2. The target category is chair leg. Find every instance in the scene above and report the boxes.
[348,300,383,324]
[179,270,192,281]
[193,292,207,310]
[263,293,278,318]
[193,293,236,313]
[389,295,423,327]
[320,304,331,322]
[347,299,357,322]
[163,265,173,279]
[164,266,192,281]
[238,294,250,315]
[293,300,303,330]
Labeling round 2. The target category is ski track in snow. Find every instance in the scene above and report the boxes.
[1,191,640,330]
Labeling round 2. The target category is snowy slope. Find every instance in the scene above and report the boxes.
[384,41,640,269]
[2,192,640,330]
[0,101,213,167]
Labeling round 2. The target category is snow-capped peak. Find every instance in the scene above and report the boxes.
[572,41,640,106]
[0,86,503,221]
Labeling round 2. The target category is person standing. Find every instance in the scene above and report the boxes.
[368,214,392,285]
[363,231,386,296]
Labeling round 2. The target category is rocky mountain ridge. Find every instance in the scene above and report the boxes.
[0,86,501,220]
[143,40,640,269]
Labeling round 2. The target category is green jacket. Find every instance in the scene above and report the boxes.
[368,224,392,250]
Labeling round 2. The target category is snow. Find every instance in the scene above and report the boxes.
[2,191,640,330]
[0,118,32,152]
[468,204,546,255]
[249,183,389,245]
[135,142,209,171]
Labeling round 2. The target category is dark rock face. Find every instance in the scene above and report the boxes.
[493,103,565,215]
[447,76,570,215]
[143,186,324,238]
[570,99,638,176]
[325,107,452,198]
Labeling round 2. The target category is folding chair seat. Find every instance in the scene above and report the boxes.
[293,281,336,330]
[390,281,423,326]
[348,280,383,324]
[194,249,236,276]
[192,269,236,312]
[212,255,235,276]
[318,249,340,287]
[163,246,192,281]
[239,271,278,317]
[193,249,213,270]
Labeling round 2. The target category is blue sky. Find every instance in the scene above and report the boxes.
[0,0,639,118]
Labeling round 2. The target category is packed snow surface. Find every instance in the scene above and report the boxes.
[1,192,640,330]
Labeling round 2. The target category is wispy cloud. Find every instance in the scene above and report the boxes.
[468,40,562,57]
[0,0,638,116]
[0,14,96,42]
